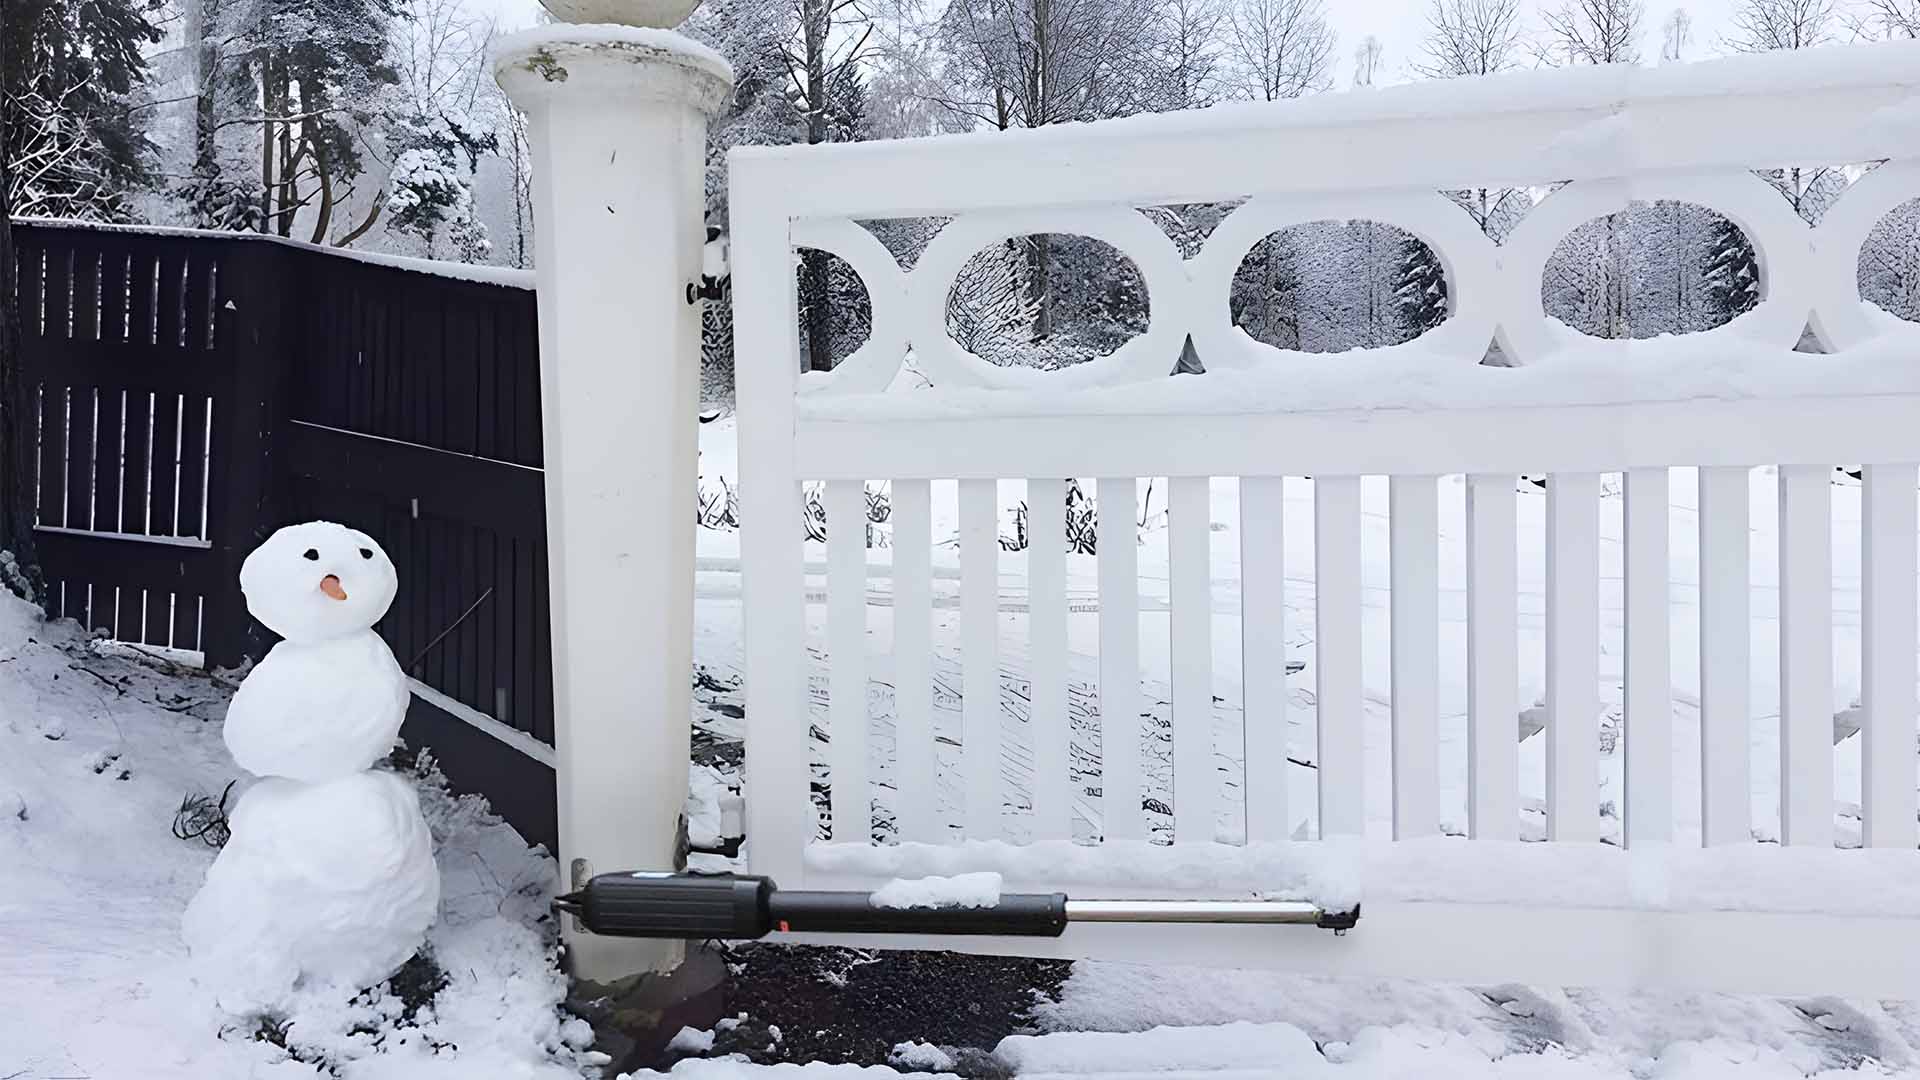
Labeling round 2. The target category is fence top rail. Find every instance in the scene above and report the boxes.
[13,217,536,292]
[729,40,1920,217]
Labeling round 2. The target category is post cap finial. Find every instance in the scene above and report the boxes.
[538,0,702,29]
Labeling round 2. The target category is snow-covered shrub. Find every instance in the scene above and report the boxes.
[386,112,497,262]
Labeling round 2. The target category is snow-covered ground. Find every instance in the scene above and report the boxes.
[0,592,597,1080]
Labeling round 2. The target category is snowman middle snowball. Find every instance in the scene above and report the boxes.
[225,521,411,782]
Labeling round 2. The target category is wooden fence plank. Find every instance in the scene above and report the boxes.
[892,479,938,843]
[1467,474,1519,840]
[1698,466,1751,847]
[960,477,1001,840]
[1028,478,1071,844]
[1240,475,1289,844]
[1169,475,1214,845]
[1097,477,1144,843]
[827,479,871,842]
[1861,464,1918,850]
[1316,475,1365,838]
[1623,468,1672,848]
[1390,474,1440,839]
[1778,463,1833,848]
[1547,472,1602,843]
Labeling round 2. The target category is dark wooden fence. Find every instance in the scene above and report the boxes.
[15,221,557,846]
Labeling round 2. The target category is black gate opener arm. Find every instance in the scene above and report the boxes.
[555,872,1360,939]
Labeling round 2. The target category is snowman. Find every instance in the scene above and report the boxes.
[183,522,440,1011]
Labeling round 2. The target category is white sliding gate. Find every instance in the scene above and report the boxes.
[730,43,1920,996]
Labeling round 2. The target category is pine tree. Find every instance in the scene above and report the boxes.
[1702,215,1761,320]
[1394,236,1449,336]
[386,111,498,260]
[2,0,164,221]
[186,0,403,239]
[947,241,1039,366]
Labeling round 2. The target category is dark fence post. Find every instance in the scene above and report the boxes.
[202,239,293,668]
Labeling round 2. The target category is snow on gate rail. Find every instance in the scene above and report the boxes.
[727,41,1920,996]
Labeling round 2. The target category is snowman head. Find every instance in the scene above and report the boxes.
[240,522,398,643]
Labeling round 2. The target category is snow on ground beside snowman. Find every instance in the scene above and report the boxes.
[0,590,594,1080]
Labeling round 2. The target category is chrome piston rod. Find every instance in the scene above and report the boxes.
[1065,899,1328,925]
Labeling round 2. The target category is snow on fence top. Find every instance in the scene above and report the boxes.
[14,217,537,291]
[730,38,1920,419]
[732,40,1920,219]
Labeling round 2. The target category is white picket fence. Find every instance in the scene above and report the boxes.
[729,43,1920,995]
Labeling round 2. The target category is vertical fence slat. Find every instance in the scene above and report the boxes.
[41,386,69,529]
[1169,475,1213,845]
[17,238,44,340]
[512,536,538,735]
[97,246,128,345]
[184,251,212,351]
[826,480,870,843]
[1861,464,1918,850]
[44,244,72,340]
[156,249,185,349]
[149,393,181,536]
[1697,466,1751,847]
[70,244,99,341]
[1027,477,1071,844]
[128,245,156,346]
[1097,477,1144,843]
[1778,463,1833,848]
[1623,468,1672,848]
[120,392,151,535]
[64,387,95,532]
[1315,475,1364,838]
[1547,472,1602,842]
[91,389,124,534]
[1467,474,1519,840]
[177,396,209,541]
[533,527,556,746]
[1240,476,1289,844]
[892,479,938,843]
[1389,474,1440,839]
[959,478,1001,841]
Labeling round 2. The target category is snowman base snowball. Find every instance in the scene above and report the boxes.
[183,771,440,1011]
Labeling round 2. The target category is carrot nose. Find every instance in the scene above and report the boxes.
[319,575,348,601]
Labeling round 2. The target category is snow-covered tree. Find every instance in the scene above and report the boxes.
[1703,214,1761,321]
[1852,0,1920,37]
[1543,0,1643,64]
[386,113,496,260]
[1859,197,1920,322]
[1153,0,1228,109]
[1394,234,1449,338]
[3,0,161,593]
[1224,0,1336,102]
[947,240,1040,364]
[0,119,34,598]
[1724,0,1837,51]
[3,0,163,221]
[1412,0,1526,79]
[1660,7,1693,61]
[1352,34,1384,86]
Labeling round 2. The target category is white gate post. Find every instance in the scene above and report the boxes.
[496,25,732,983]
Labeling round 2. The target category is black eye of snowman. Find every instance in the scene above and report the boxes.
[359,548,373,559]
[302,548,319,561]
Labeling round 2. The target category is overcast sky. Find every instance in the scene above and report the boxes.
[472,0,1750,88]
